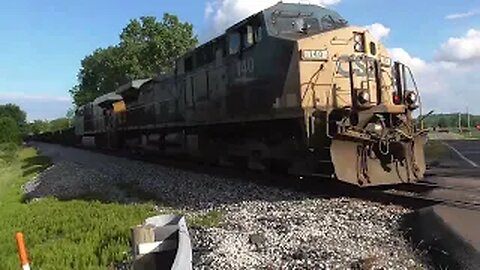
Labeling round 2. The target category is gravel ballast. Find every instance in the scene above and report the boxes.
[27,143,430,269]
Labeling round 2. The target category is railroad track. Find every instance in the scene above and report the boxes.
[414,180,480,194]
[381,188,480,211]
[377,177,480,211]
[31,142,480,211]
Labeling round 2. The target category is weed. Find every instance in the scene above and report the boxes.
[189,210,223,228]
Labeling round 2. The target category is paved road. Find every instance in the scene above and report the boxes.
[443,140,480,169]
[423,140,480,269]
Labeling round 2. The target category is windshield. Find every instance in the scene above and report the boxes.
[269,9,347,35]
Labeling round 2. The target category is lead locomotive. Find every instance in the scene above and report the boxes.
[74,3,426,186]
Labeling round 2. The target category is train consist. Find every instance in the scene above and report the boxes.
[40,3,427,186]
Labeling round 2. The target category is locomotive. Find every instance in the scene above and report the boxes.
[73,2,426,186]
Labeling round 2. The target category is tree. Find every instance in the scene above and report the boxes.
[27,120,50,135]
[49,118,71,132]
[120,15,198,75]
[0,104,27,132]
[70,46,128,106]
[0,117,21,145]
[437,117,448,128]
[27,118,71,134]
[70,14,198,106]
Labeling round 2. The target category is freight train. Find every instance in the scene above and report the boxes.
[41,3,427,186]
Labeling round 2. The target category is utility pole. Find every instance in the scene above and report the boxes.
[458,112,462,131]
[467,107,471,129]
[467,106,471,135]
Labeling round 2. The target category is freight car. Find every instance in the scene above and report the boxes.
[71,2,426,186]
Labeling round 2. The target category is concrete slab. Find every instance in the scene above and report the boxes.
[403,205,480,269]
[433,205,480,251]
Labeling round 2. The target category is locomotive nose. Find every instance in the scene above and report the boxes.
[296,26,425,186]
[297,26,394,110]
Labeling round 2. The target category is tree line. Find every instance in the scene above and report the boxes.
[0,103,72,145]
[423,113,480,129]
[0,103,73,163]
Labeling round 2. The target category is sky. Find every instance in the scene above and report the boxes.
[1,0,480,120]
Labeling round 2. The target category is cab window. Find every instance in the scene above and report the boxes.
[228,32,241,55]
[243,25,254,49]
[254,26,263,43]
[229,19,263,55]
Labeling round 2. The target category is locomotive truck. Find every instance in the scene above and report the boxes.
[72,2,426,186]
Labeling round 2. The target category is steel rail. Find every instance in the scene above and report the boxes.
[381,189,480,211]
[412,180,480,194]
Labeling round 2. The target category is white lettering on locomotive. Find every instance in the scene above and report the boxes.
[236,58,255,78]
[336,55,376,77]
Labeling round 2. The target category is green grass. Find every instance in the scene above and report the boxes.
[0,148,158,269]
[0,147,224,269]
[424,140,449,162]
[460,130,480,139]
[0,147,225,269]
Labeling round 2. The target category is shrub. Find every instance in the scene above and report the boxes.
[0,117,21,145]
[0,143,19,163]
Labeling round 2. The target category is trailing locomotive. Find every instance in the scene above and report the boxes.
[73,2,426,186]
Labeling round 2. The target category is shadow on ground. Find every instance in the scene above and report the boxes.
[401,209,480,270]
[21,155,52,177]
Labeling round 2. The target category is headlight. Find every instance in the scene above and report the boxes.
[366,122,384,136]
[373,123,383,132]
[405,91,419,109]
[354,33,364,43]
[358,90,370,104]
[405,91,418,105]
[301,49,329,61]
[354,43,364,52]
[353,32,365,52]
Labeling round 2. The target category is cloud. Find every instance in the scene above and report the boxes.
[365,23,390,41]
[388,29,480,113]
[204,0,341,38]
[445,9,480,20]
[0,91,72,120]
[388,48,428,74]
[435,29,480,63]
